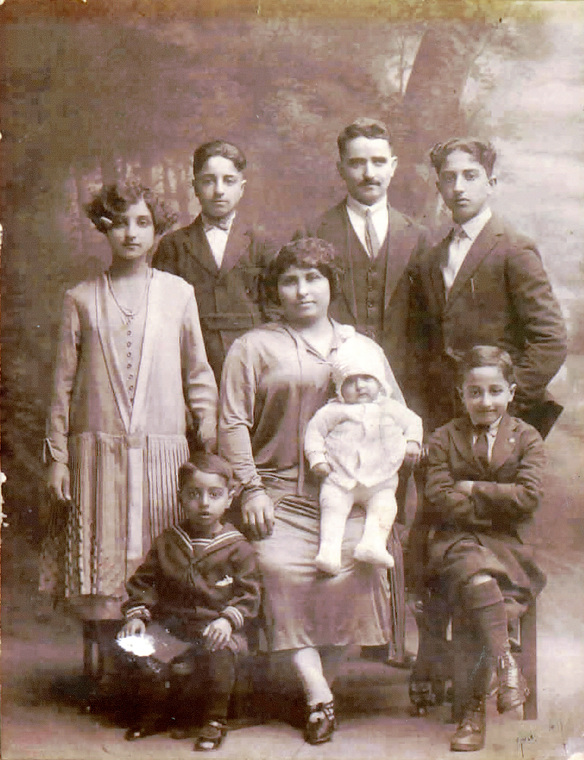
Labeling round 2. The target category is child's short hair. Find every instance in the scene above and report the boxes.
[178,452,234,491]
[337,117,392,159]
[430,138,497,177]
[457,345,515,386]
[193,140,246,176]
[84,181,177,235]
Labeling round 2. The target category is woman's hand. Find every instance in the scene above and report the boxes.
[203,618,233,652]
[47,462,71,502]
[117,618,146,638]
[242,490,275,540]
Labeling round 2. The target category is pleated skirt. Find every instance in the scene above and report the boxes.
[255,492,391,651]
[40,431,189,619]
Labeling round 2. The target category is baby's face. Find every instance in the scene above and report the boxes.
[341,374,381,404]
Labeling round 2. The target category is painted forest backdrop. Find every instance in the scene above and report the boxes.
[1,0,583,536]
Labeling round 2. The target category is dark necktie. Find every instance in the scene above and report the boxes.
[474,427,490,468]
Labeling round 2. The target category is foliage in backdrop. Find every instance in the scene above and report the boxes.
[1,0,583,533]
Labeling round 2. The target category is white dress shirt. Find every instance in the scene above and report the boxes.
[441,206,492,297]
[346,195,389,259]
[203,211,236,268]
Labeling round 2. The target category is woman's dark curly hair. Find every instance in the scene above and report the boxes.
[261,237,343,308]
[84,181,178,236]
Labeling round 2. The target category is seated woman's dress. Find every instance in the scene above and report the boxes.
[219,320,396,650]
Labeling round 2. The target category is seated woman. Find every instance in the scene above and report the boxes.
[218,238,406,745]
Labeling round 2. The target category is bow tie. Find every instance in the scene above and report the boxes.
[202,215,232,232]
[451,225,468,243]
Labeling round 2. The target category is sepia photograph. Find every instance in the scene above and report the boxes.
[1,0,583,757]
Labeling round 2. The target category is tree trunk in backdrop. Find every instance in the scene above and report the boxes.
[388,22,493,221]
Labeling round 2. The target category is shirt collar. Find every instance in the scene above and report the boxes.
[346,194,388,218]
[473,414,503,436]
[459,206,492,242]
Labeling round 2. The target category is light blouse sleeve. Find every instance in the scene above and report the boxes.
[44,292,81,464]
[180,290,219,450]
[218,335,264,493]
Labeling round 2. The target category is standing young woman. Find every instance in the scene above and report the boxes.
[42,181,218,665]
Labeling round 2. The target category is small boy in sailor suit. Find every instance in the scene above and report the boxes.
[117,452,261,751]
[304,334,423,576]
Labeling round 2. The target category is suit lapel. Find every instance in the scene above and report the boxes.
[450,417,478,468]
[187,216,220,276]
[96,275,131,432]
[326,202,359,321]
[446,216,502,307]
[490,414,518,472]
[219,215,249,275]
[428,236,449,314]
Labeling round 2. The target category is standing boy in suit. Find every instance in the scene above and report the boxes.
[304,117,428,666]
[153,140,274,385]
[410,138,567,438]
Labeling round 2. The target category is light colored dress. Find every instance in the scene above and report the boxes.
[41,269,218,619]
[219,320,403,651]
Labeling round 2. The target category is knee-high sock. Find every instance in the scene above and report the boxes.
[292,647,333,708]
[461,576,510,660]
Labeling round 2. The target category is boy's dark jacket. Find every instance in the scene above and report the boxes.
[122,521,261,643]
[152,214,275,384]
[408,414,546,596]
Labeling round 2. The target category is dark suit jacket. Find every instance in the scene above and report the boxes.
[153,214,275,384]
[305,200,427,413]
[410,214,567,435]
[421,414,547,603]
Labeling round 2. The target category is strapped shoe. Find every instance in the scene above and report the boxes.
[194,719,227,751]
[304,701,335,745]
[496,651,529,713]
[450,697,486,752]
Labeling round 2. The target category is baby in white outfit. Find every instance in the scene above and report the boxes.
[305,336,423,575]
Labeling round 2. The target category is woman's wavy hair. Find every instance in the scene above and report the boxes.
[261,237,343,310]
[84,181,178,236]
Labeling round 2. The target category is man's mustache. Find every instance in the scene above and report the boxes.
[359,179,382,186]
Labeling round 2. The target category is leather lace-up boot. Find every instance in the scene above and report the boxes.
[450,696,486,752]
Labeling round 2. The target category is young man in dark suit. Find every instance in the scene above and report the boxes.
[304,117,428,667]
[153,140,274,385]
[410,138,567,439]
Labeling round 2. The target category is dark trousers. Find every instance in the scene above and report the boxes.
[125,644,237,727]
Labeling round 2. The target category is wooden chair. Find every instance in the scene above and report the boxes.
[411,597,538,721]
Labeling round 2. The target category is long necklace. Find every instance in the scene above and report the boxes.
[107,269,152,323]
